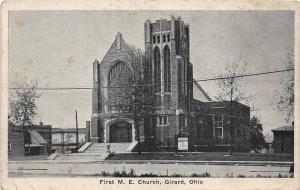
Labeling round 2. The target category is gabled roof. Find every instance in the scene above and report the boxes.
[272,126,294,132]
[100,32,133,65]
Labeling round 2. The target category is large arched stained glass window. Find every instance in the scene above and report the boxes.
[108,61,131,86]
[153,47,161,93]
[163,46,171,92]
[108,61,131,111]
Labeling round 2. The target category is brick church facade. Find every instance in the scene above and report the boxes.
[90,16,251,152]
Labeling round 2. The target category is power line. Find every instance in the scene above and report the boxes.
[8,68,294,90]
[195,68,293,82]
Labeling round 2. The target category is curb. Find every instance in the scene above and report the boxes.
[8,160,293,166]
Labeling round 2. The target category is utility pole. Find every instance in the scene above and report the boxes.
[75,110,79,152]
[229,78,233,155]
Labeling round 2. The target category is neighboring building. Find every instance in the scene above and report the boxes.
[191,100,251,152]
[8,123,52,158]
[272,125,294,154]
[52,127,86,153]
[8,126,24,158]
[90,16,251,152]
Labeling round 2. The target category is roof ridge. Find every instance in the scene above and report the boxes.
[193,79,211,101]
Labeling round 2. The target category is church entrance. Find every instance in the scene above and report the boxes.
[109,121,132,142]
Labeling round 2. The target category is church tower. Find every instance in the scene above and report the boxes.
[144,16,193,148]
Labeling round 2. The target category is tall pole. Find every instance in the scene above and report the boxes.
[229,78,233,155]
[75,110,79,152]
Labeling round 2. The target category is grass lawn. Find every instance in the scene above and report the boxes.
[106,152,293,162]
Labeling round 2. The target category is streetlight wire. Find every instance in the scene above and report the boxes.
[8,68,294,90]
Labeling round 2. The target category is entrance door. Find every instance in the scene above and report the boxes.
[110,121,132,142]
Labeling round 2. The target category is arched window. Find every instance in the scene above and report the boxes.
[153,35,156,44]
[153,47,161,92]
[163,35,166,43]
[177,59,182,106]
[167,34,170,42]
[108,61,130,85]
[183,60,186,94]
[163,46,171,92]
[108,61,131,111]
[157,35,160,43]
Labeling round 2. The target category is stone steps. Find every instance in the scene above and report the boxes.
[52,143,133,161]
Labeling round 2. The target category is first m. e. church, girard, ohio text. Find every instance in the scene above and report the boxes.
[99,179,204,185]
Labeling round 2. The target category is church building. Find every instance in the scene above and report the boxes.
[90,16,251,152]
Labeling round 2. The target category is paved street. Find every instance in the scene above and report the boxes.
[8,161,292,178]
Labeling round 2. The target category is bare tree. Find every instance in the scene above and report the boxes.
[105,46,153,154]
[274,52,294,123]
[215,56,251,155]
[9,75,40,127]
[216,57,250,102]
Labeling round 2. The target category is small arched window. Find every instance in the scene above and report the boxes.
[163,35,166,43]
[167,34,170,42]
[157,35,160,43]
[153,35,156,44]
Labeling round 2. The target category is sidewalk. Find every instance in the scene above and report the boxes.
[8,158,293,167]
[8,160,292,178]
[8,152,293,166]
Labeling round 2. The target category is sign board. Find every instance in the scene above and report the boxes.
[177,136,189,151]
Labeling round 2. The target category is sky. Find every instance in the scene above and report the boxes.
[8,11,294,137]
